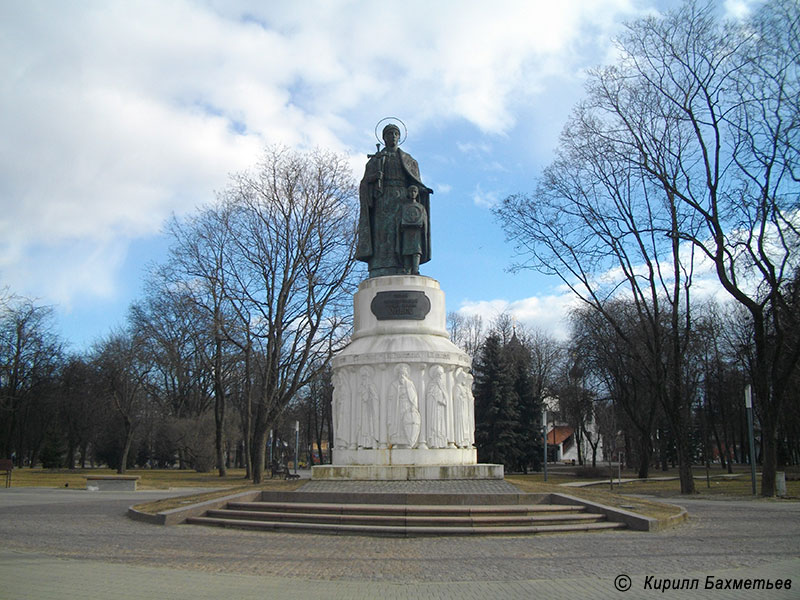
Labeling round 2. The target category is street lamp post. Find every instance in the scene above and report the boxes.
[702,395,711,489]
[542,409,548,482]
[745,385,757,495]
[294,420,300,475]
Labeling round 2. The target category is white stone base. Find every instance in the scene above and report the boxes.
[312,464,504,481]
[331,276,476,463]
[334,447,477,466]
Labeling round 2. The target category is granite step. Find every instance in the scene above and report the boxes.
[225,500,587,516]
[202,507,606,527]
[185,514,626,536]
[182,487,630,536]
[185,495,627,536]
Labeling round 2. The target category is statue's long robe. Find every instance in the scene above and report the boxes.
[357,148,432,276]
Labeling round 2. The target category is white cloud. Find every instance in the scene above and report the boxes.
[471,183,502,209]
[456,291,580,340]
[0,0,647,307]
[723,0,759,19]
[457,141,492,156]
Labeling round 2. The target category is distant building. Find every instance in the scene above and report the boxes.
[543,395,603,464]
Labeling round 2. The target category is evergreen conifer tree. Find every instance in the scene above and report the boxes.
[473,333,521,467]
[505,333,543,472]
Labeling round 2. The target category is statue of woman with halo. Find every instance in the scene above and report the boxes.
[356,118,433,277]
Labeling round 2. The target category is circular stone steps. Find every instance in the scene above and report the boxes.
[184,494,627,537]
[186,513,625,536]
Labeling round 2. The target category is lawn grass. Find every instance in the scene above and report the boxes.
[508,464,800,500]
[610,475,800,499]
[132,480,306,515]
[5,466,304,490]
[506,475,684,521]
[7,466,308,515]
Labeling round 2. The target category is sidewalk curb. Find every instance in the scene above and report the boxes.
[128,490,261,526]
[550,493,688,531]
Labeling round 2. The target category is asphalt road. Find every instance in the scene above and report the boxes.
[1,487,798,599]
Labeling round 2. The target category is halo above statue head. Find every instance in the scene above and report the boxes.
[375,117,407,146]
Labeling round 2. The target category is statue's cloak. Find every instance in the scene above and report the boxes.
[357,148,432,267]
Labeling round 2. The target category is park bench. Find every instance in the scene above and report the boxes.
[270,462,300,480]
[0,459,12,488]
[85,474,140,491]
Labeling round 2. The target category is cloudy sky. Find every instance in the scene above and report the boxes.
[0,0,755,350]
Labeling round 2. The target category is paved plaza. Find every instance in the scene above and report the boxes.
[1,484,798,599]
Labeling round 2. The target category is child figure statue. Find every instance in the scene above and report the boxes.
[397,185,428,275]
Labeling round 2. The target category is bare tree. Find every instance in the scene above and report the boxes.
[93,331,151,474]
[0,296,63,464]
[221,146,359,483]
[524,327,564,413]
[58,356,102,468]
[447,312,485,361]
[570,303,662,477]
[163,202,239,477]
[496,0,800,493]
[516,326,563,472]
[693,302,751,473]
[496,87,698,491]
[299,364,333,465]
[566,0,799,495]
[130,284,215,421]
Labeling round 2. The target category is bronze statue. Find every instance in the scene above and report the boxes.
[357,124,433,277]
[398,185,427,275]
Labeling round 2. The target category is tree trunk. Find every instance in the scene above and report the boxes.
[251,401,270,484]
[753,316,776,497]
[624,431,632,471]
[675,426,695,494]
[242,421,252,479]
[761,412,777,497]
[658,428,669,472]
[326,395,334,464]
[213,330,227,477]
[590,439,599,468]
[214,406,226,477]
[636,433,650,479]
[251,426,268,484]
[722,410,734,474]
[66,438,76,470]
[711,421,727,472]
[240,344,253,479]
[118,422,134,475]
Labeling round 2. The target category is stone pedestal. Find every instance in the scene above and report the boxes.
[312,275,502,481]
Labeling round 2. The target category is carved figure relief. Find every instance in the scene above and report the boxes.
[357,366,379,449]
[454,368,475,448]
[426,365,448,448]
[331,358,474,460]
[388,363,421,448]
[465,371,475,446]
[332,369,351,449]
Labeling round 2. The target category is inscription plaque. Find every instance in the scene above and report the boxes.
[371,291,431,321]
